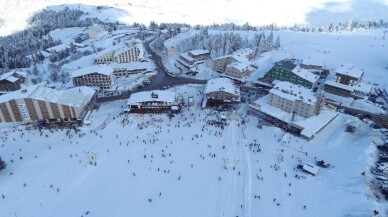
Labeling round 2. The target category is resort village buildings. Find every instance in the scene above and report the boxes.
[204,77,241,107]
[0,71,26,92]
[267,81,325,118]
[0,83,95,124]
[264,59,320,89]
[126,90,181,113]
[71,65,115,90]
[95,38,144,64]
[324,65,373,98]
[176,49,210,70]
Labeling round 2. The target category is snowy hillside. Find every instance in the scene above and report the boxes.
[1,0,388,36]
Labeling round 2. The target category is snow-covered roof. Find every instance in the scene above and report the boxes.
[114,39,144,59]
[0,71,24,82]
[46,43,70,53]
[189,49,210,56]
[164,39,176,48]
[213,48,254,62]
[95,48,116,58]
[57,86,96,107]
[179,52,194,62]
[324,80,354,91]
[274,59,297,71]
[270,82,317,105]
[127,90,176,104]
[180,27,189,32]
[160,29,169,34]
[41,51,51,58]
[0,83,43,103]
[227,61,252,72]
[6,76,19,83]
[291,66,319,83]
[303,163,319,175]
[301,58,323,68]
[297,111,338,138]
[113,47,133,57]
[336,65,364,79]
[0,83,95,107]
[353,82,373,93]
[205,77,240,95]
[71,65,113,78]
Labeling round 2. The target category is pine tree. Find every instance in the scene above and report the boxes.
[149,21,158,32]
[266,31,274,51]
[274,36,281,50]
[258,36,266,53]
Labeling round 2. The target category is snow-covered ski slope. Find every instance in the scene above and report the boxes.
[0,85,385,217]
[1,0,388,36]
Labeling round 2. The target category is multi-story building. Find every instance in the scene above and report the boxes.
[176,49,210,69]
[205,78,240,106]
[267,82,325,118]
[212,48,255,73]
[324,65,372,98]
[264,59,319,89]
[71,65,115,90]
[114,39,144,63]
[0,83,95,123]
[224,61,253,82]
[0,71,26,92]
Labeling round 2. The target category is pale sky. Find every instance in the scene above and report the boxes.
[0,0,387,36]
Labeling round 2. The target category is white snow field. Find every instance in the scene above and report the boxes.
[1,0,388,36]
[0,85,385,217]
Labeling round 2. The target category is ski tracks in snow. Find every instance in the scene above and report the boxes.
[218,120,252,217]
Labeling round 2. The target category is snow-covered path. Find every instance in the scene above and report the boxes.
[218,117,252,217]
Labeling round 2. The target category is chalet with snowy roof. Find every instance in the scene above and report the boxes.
[212,48,255,73]
[267,82,325,118]
[224,61,254,83]
[264,59,319,89]
[71,65,115,90]
[324,65,372,98]
[176,49,210,69]
[335,65,364,85]
[0,71,26,92]
[205,78,240,107]
[126,90,180,113]
[0,83,96,124]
